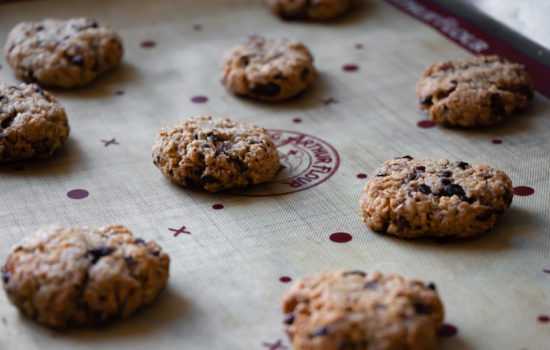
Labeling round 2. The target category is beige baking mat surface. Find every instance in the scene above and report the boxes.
[1,0,549,349]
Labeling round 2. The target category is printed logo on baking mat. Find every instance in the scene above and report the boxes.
[231,129,340,197]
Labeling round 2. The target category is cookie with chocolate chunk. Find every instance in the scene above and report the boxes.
[1,225,170,328]
[360,156,513,238]
[416,55,533,127]
[0,83,69,162]
[5,17,123,88]
[282,269,444,350]
[265,0,354,20]
[152,116,280,192]
[221,36,316,102]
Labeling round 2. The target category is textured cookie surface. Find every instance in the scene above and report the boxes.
[1,225,170,328]
[5,18,123,88]
[416,55,533,127]
[360,156,513,238]
[221,36,316,101]
[0,83,69,162]
[265,0,353,20]
[152,116,280,192]
[282,269,444,350]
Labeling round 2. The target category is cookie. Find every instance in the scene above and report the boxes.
[220,36,317,102]
[265,0,353,20]
[360,156,513,238]
[416,55,534,127]
[1,225,170,328]
[282,269,444,350]
[0,83,69,162]
[5,18,123,88]
[152,116,280,192]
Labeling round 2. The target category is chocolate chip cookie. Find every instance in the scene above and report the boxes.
[416,55,533,127]
[1,225,170,328]
[152,116,280,192]
[5,18,123,88]
[265,0,353,20]
[221,36,316,102]
[0,83,69,162]
[360,156,513,238]
[282,269,444,350]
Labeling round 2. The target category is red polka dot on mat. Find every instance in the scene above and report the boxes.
[342,64,359,72]
[355,44,363,49]
[140,40,156,48]
[279,276,292,283]
[67,189,89,199]
[212,204,224,210]
[514,186,534,196]
[492,139,502,144]
[438,323,458,337]
[193,24,202,31]
[191,95,208,103]
[356,173,367,179]
[417,120,436,128]
[292,118,302,123]
[538,315,550,323]
[329,232,352,243]
[115,90,124,96]
[543,269,550,274]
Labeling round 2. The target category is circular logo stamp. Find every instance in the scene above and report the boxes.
[231,129,340,196]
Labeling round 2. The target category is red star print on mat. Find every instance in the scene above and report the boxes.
[169,226,190,237]
[262,339,287,350]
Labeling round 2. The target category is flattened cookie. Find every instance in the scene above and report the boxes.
[1,225,170,328]
[221,36,316,102]
[360,156,513,238]
[152,116,280,192]
[265,0,353,20]
[416,55,534,127]
[0,83,69,162]
[282,269,444,350]
[5,18,123,88]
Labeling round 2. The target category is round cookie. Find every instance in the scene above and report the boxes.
[5,18,123,88]
[265,0,353,20]
[360,156,513,238]
[1,225,170,328]
[282,269,444,350]
[0,83,69,162]
[416,55,533,127]
[220,36,317,102]
[152,116,280,192]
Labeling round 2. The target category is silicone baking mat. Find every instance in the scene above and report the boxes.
[0,0,549,349]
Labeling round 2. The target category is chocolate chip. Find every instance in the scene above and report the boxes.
[215,141,230,155]
[151,250,160,257]
[395,215,410,232]
[250,82,281,96]
[490,93,506,116]
[312,326,330,336]
[456,161,468,170]
[89,20,99,28]
[415,303,430,314]
[397,155,413,160]
[364,281,378,289]
[200,174,218,184]
[415,166,426,172]
[476,208,495,221]
[283,313,295,325]
[239,56,250,67]
[420,95,433,106]
[1,268,10,284]
[36,24,44,31]
[85,246,112,264]
[0,95,4,101]
[301,67,309,81]
[36,87,44,95]
[418,184,431,194]
[344,270,366,277]
[169,169,174,177]
[1,114,15,129]
[503,187,513,206]
[518,84,534,100]
[450,79,457,84]
[124,256,136,265]
[71,55,84,67]
[426,282,437,291]
[442,183,468,201]
[439,171,452,177]
[440,178,451,186]
[206,131,219,141]
[376,172,388,177]
[135,238,146,245]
